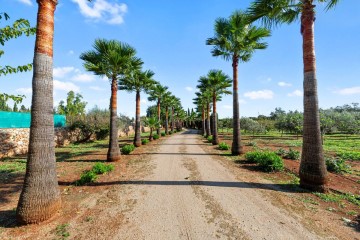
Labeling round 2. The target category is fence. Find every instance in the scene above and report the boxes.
[0,111,66,128]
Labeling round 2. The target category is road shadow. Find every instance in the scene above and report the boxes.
[0,210,17,228]
[58,179,304,194]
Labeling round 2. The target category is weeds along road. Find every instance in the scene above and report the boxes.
[115,130,320,240]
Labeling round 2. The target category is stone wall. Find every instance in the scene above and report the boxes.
[0,128,87,159]
[0,125,144,159]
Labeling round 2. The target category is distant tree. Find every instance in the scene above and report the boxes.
[20,104,29,112]
[148,83,168,137]
[13,102,18,112]
[57,91,87,125]
[144,116,160,141]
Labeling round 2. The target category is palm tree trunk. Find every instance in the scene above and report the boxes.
[171,107,175,132]
[157,99,161,136]
[165,106,169,135]
[107,75,121,161]
[17,0,61,224]
[231,56,243,155]
[201,108,205,136]
[206,103,211,137]
[299,2,327,192]
[149,128,153,141]
[212,93,219,145]
[134,90,141,147]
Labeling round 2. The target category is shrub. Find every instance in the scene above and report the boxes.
[76,170,97,185]
[122,144,135,155]
[161,132,166,137]
[153,134,160,140]
[92,163,114,174]
[207,136,213,142]
[336,151,360,161]
[245,151,262,163]
[142,139,149,145]
[245,151,284,172]
[326,157,351,174]
[245,141,257,147]
[169,131,173,135]
[257,152,284,172]
[218,142,230,150]
[95,128,110,140]
[285,148,301,160]
[275,148,286,156]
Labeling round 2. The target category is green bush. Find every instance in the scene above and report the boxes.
[275,148,286,156]
[245,151,284,172]
[169,131,173,135]
[142,139,149,145]
[92,163,114,174]
[245,141,257,147]
[326,157,351,174]
[285,148,301,160]
[207,136,213,142]
[218,142,230,150]
[153,134,160,140]
[76,170,97,185]
[161,132,166,137]
[95,128,110,140]
[257,152,284,172]
[122,144,135,155]
[336,151,360,161]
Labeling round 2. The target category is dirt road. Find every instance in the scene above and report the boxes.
[114,130,321,240]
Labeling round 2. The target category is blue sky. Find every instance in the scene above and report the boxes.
[2,0,360,118]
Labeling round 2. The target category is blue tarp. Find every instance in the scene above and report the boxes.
[0,111,66,128]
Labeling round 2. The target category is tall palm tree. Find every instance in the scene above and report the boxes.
[80,39,139,161]
[119,69,156,147]
[169,96,180,132]
[17,0,61,224]
[148,83,168,136]
[206,10,270,154]
[162,91,173,135]
[247,0,338,192]
[198,70,232,145]
[193,94,207,136]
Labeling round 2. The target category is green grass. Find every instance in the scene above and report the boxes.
[54,223,70,240]
[313,192,360,206]
[92,163,114,174]
[0,160,26,173]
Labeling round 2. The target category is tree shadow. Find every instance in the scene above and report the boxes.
[0,171,23,204]
[58,179,304,194]
[0,210,17,228]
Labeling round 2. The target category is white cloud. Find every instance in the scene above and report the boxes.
[140,99,148,105]
[72,0,128,25]
[16,88,32,94]
[53,67,76,78]
[89,86,105,91]
[71,73,96,82]
[244,90,274,100]
[101,76,109,82]
[17,0,32,6]
[223,105,232,109]
[278,81,292,87]
[68,50,74,55]
[287,90,303,97]
[54,80,80,92]
[335,86,360,95]
[185,87,193,92]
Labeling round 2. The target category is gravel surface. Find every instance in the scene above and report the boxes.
[116,130,321,240]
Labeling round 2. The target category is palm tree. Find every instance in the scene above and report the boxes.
[193,93,207,136]
[119,69,156,147]
[162,91,173,135]
[169,96,180,133]
[198,70,232,145]
[148,83,168,136]
[206,11,270,154]
[80,39,139,161]
[17,0,61,224]
[144,116,160,141]
[247,0,338,192]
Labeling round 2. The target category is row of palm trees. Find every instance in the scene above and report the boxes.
[194,70,232,145]
[197,0,340,193]
[15,1,185,224]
